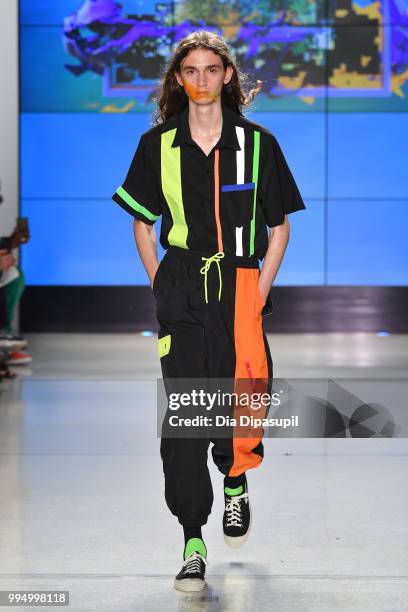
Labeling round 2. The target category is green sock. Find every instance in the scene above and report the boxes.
[224,485,244,496]
[184,537,207,560]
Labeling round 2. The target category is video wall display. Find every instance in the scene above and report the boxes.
[20,0,408,285]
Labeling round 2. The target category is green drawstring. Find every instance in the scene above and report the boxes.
[199,252,225,303]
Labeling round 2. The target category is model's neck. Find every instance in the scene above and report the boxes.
[188,101,222,136]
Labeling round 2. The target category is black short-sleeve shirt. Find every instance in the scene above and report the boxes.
[112,101,306,259]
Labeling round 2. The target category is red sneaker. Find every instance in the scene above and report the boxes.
[5,350,32,365]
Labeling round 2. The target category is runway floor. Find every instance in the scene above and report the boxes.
[0,333,407,612]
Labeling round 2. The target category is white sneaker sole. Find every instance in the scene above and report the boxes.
[0,340,27,350]
[15,341,28,350]
[174,577,206,592]
[6,357,32,365]
[223,499,252,549]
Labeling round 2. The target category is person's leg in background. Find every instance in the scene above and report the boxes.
[0,286,18,379]
[0,287,10,378]
[0,286,7,330]
[0,267,30,362]
[2,266,25,333]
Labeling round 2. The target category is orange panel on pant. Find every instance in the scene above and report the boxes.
[229,268,269,477]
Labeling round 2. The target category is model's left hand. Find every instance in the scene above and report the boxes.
[258,282,270,306]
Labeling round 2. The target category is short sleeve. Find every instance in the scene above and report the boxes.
[112,133,161,225]
[259,132,306,228]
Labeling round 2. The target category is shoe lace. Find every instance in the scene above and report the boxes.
[225,492,248,527]
[183,551,207,573]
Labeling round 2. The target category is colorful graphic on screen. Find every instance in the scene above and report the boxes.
[20,0,408,112]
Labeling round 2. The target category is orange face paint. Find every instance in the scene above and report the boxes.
[182,82,220,102]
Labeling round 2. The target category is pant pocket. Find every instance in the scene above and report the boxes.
[152,258,165,295]
[158,334,171,358]
[155,259,189,324]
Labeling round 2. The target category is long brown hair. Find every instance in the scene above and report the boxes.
[151,30,263,125]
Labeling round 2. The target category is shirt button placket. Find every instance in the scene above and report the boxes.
[206,157,212,206]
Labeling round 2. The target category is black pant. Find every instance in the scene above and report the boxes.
[154,246,273,526]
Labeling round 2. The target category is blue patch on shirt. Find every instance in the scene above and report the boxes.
[221,182,255,192]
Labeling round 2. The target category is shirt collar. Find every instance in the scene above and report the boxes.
[171,102,242,151]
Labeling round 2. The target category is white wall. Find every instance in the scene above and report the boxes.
[0,0,18,236]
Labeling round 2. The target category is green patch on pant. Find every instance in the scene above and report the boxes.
[158,334,171,358]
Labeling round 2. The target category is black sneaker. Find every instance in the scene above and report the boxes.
[174,551,207,592]
[223,479,251,548]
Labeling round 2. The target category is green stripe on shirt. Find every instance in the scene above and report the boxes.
[249,130,260,256]
[116,186,160,222]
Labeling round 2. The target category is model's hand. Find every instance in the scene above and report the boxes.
[10,228,30,248]
[258,288,267,306]
[258,280,270,306]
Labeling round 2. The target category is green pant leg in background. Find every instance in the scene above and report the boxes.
[3,267,25,332]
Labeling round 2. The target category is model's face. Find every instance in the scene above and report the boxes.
[175,48,233,105]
